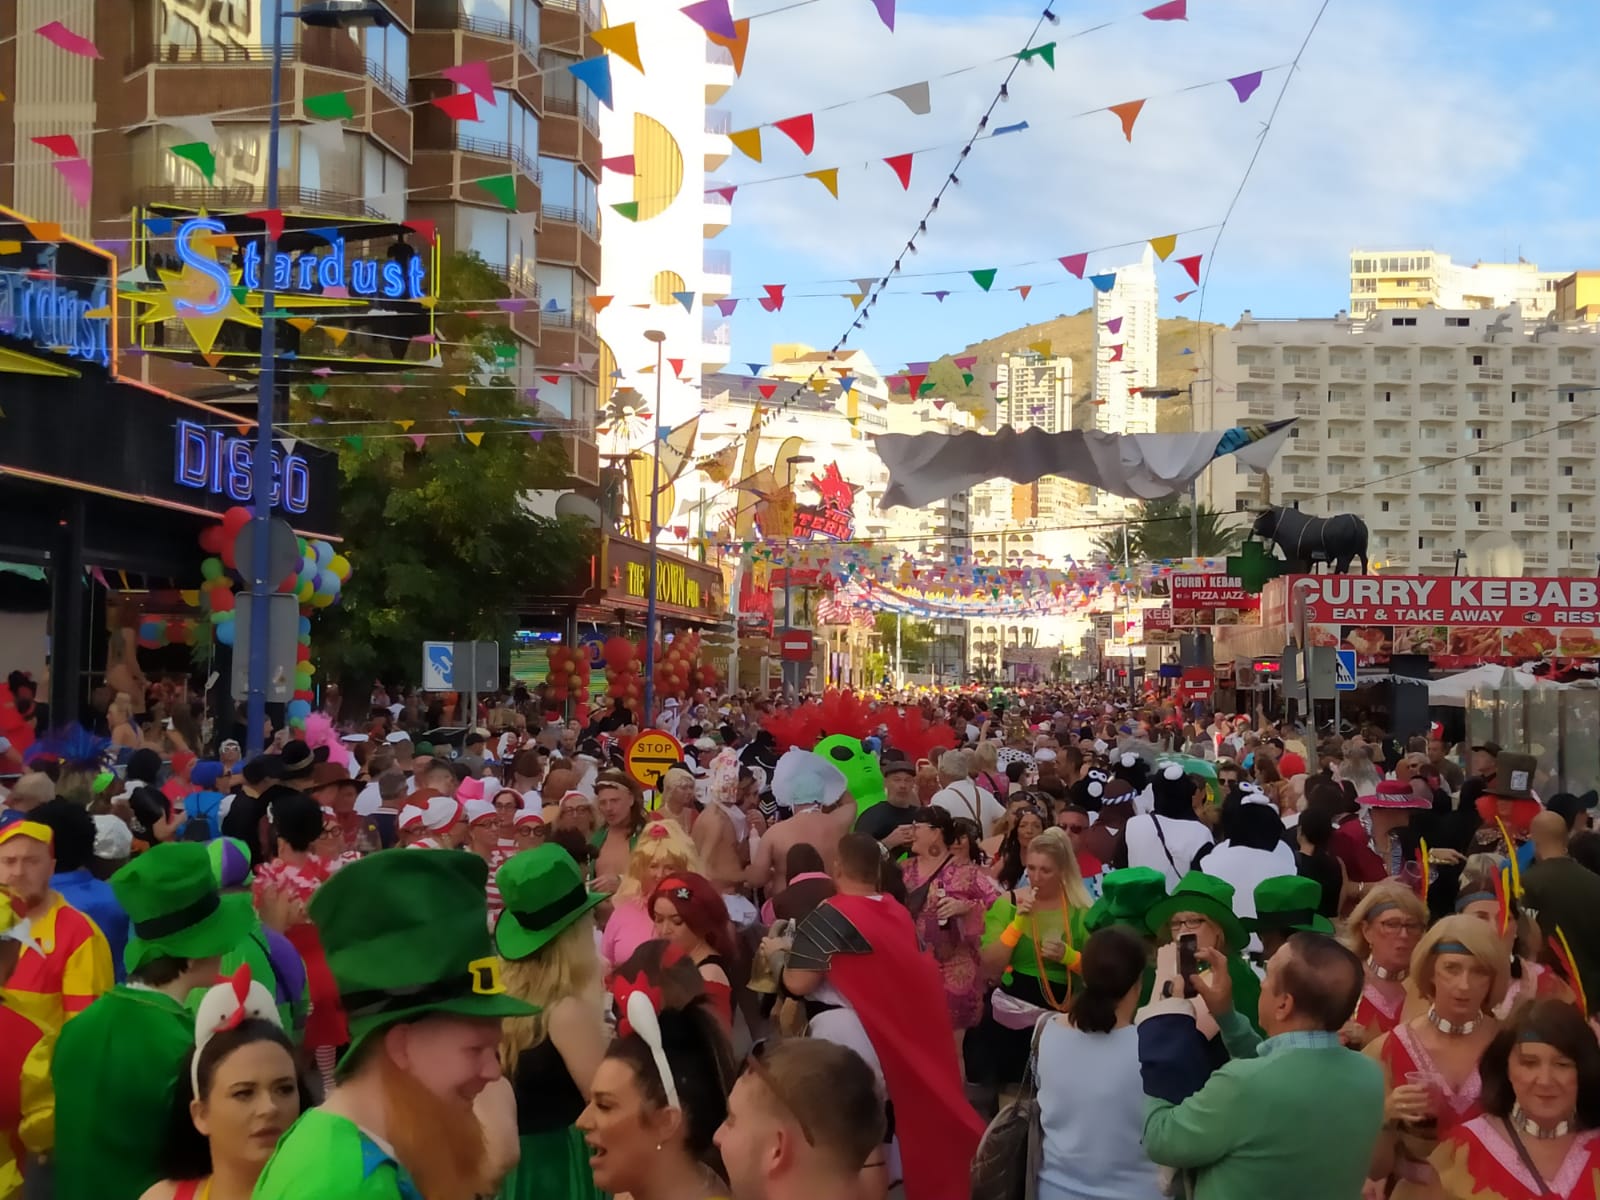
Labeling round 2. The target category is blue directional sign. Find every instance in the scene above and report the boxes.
[423,642,454,691]
[1335,648,1357,692]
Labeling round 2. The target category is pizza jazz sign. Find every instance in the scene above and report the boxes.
[1296,576,1600,626]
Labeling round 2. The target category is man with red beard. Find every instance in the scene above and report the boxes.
[254,850,535,1200]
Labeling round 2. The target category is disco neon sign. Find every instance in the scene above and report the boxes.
[0,271,110,367]
[174,418,311,514]
[174,216,428,316]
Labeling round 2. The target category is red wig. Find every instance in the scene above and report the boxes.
[648,871,736,961]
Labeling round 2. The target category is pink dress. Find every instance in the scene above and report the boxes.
[900,858,999,1030]
[601,898,654,969]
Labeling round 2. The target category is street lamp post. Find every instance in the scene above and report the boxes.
[641,330,666,725]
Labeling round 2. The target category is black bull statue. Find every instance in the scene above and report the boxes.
[1250,507,1369,574]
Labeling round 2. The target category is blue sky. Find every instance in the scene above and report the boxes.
[711,0,1600,373]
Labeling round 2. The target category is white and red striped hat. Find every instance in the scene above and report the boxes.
[463,798,498,827]
[421,795,463,833]
[397,805,425,832]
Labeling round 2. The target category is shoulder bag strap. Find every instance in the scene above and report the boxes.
[1020,1013,1051,1103]
[1149,814,1183,878]
[1502,1119,1557,1197]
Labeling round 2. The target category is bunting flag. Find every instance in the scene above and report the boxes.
[35,21,100,58]
[1229,70,1263,102]
[442,60,494,103]
[758,383,778,399]
[1108,99,1145,141]
[671,290,695,312]
[707,184,738,203]
[1104,316,1123,334]
[1142,0,1187,19]
[774,114,816,154]
[302,119,347,156]
[925,290,950,302]
[1107,344,1124,362]
[729,127,763,162]
[668,357,686,376]
[962,371,975,384]
[681,0,736,39]
[31,135,79,158]
[1029,340,1052,357]
[715,299,738,316]
[884,152,914,189]
[1174,290,1195,302]
[304,91,355,120]
[465,431,485,447]
[431,91,479,120]
[707,20,751,74]
[954,355,978,369]
[478,174,518,210]
[592,23,645,72]
[601,154,636,173]
[169,142,217,182]
[612,201,640,221]
[1016,43,1056,68]
[395,419,415,431]
[403,217,436,244]
[587,295,615,315]
[805,167,839,197]
[52,158,91,208]
[759,284,786,312]
[1176,254,1203,284]
[888,81,932,115]
[1148,234,1177,260]
[970,269,997,292]
[871,0,895,30]
[1059,253,1087,278]
[847,292,866,308]
[1089,272,1117,292]
[286,317,317,333]
[568,56,614,109]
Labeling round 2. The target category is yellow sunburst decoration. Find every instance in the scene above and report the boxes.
[125,212,260,355]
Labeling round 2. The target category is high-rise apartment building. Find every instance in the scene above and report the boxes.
[1349,250,1567,322]
[1202,305,1600,576]
[996,350,1071,432]
[1094,244,1158,435]
[0,0,601,483]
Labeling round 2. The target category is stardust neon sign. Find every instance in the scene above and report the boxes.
[175,419,311,514]
[0,271,110,366]
[174,216,427,316]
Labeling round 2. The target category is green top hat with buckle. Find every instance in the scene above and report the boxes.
[309,848,537,1070]
[495,844,607,961]
[1145,871,1248,953]
[1086,866,1168,934]
[113,842,256,973]
[1247,875,1334,935]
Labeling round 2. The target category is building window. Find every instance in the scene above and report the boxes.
[1472,354,1484,366]
[1472,463,1483,475]
[1564,465,1575,476]
[1471,501,1482,513]
[361,145,407,220]
[538,156,598,233]
[459,206,511,269]
[1470,427,1484,439]
[457,89,539,178]
[1446,317,1469,327]
[1511,501,1520,514]
[358,21,409,101]
[1380,501,1390,512]
[1391,316,1416,326]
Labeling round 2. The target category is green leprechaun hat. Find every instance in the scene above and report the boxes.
[1247,875,1334,935]
[494,843,607,962]
[1146,871,1249,954]
[113,842,256,974]
[309,848,536,1068]
[1086,866,1169,934]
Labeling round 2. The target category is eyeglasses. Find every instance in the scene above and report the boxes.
[492,798,520,811]
[1168,916,1211,934]
[1062,822,1088,834]
[1371,918,1423,936]
[746,1041,814,1145]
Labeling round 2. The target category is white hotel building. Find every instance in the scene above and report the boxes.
[1201,306,1600,576]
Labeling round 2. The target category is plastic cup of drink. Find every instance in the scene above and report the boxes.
[1404,1071,1441,1131]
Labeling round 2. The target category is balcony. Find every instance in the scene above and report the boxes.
[415,6,541,60]
[134,182,388,219]
[1375,362,1413,381]
[1289,366,1321,382]
[536,307,598,365]
[1524,401,1552,418]
[706,43,737,102]
[704,109,733,170]
[456,135,541,184]
[1477,366,1505,381]
[1523,551,1550,569]
[1565,478,1597,493]
[1573,515,1598,530]
[1291,398,1321,418]
[703,248,732,298]
[1374,440,1413,456]
[1373,476,1411,494]
[1245,399,1279,419]
[1246,366,1275,381]
[1287,437,1320,455]
[704,185,732,237]
[1332,439,1366,456]
[1523,477,1551,492]
[538,206,601,281]
[1573,439,1599,456]
[129,37,405,104]
[1475,401,1506,418]
[540,90,601,173]
[1418,440,1459,456]
[1336,366,1368,381]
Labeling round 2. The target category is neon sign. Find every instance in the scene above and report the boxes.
[0,271,110,366]
[174,217,426,316]
[174,419,311,514]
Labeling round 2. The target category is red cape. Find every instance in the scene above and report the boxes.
[824,893,983,1200]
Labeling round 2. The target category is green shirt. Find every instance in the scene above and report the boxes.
[186,924,307,1036]
[253,1108,420,1199]
[981,894,1090,987]
[1142,1007,1385,1200]
[53,986,193,1200]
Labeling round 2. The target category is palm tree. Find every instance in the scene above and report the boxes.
[1092,498,1243,563]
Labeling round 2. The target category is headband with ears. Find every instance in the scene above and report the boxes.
[1159,762,1185,783]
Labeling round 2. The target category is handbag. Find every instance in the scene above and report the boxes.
[904,856,954,920]
[970,1013,1050,1200]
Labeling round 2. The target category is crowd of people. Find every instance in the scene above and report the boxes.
[1,674,1599,1200]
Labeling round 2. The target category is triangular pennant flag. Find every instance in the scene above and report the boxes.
[588,295,615,316]
[611,201,640,221]
[970,268,997,292]
[668,357,685,376]
[32,135,79,158]
[671,290,695,312]
[1142,0,1187,19]
[715,299,738,316]
[954,355,977,369]
[169,142,217,182]
[304,91,355,120]
[1028,340,1051,357]
[840,376,856,393]
[960,372,975,386]
[165,114,218,147]
[707,184,738,204]
[441,60,495,103]
[1015,42,1056,68]
[1059,253,1087,278]
[884,152,914,189]
[707,20,751,74]
[1107,344,1124,362]
[1089,272,1117,292]
[567,56,613,108]
[1176,254,1203,285]
[591,23,645,73]
[759,284,785,312]
[242,209,285,241]
[904,373,926,394]
[926,290,950,302]
[918,381,935,395]
[846,293,866,308]
[402,217,435,244]
[465,431,485,446]
[1180,347,1194,355]
[680,0,736,39]
[52,158,91,208]
[409,433,428,450]
[286,317,316,333]
[887,81,931,115]
[477,174,518,211]
[774,114,815,155]
[35,21,100,58]
[729,127,763,162]
[758,383,778,399]
[1104,316,1123,334]
[1228,70,1264,103]
[804,167,839,198]
[325,327,349,346]
[306,383,329,400]
[601,154,636,174]
[1174,289,1195,302]
[395,419,415,431]
[1149,234,1177,261]
[1108,99,1145,142]
[870,0,896,29]
[431,91,479,120]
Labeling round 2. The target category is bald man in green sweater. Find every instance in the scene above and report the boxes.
[1135,932,1385,1200]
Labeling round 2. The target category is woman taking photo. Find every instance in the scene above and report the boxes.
[649,871,737,1030]
[902,806,999,1052]
[494,843,611,1200]
[1145,871,1261,1046]
[1366,914,1509,1200]
[1034,925,1162,1200]
[1342,882,1429,1048]
[145,973,313,1200]
[1431,998,1600,1200]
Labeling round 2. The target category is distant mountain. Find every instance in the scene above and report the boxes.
[920,309,1224,432]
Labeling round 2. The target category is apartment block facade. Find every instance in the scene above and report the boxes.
[1348,250,1567,322]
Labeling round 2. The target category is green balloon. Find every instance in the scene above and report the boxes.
[200,557,223,581]
[813,736,885,815]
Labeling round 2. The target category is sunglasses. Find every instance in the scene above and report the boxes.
[746,1040,815,1145]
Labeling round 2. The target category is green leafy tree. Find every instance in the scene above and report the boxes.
[298,253,594,707]
[1092,499,1242,563]
[874,610,936,671]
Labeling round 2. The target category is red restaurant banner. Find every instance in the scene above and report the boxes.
[1171,572,1261,611]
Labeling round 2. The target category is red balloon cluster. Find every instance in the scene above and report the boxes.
[603,636,643,707]
[653,631,719,701]
[543,643,592,703]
